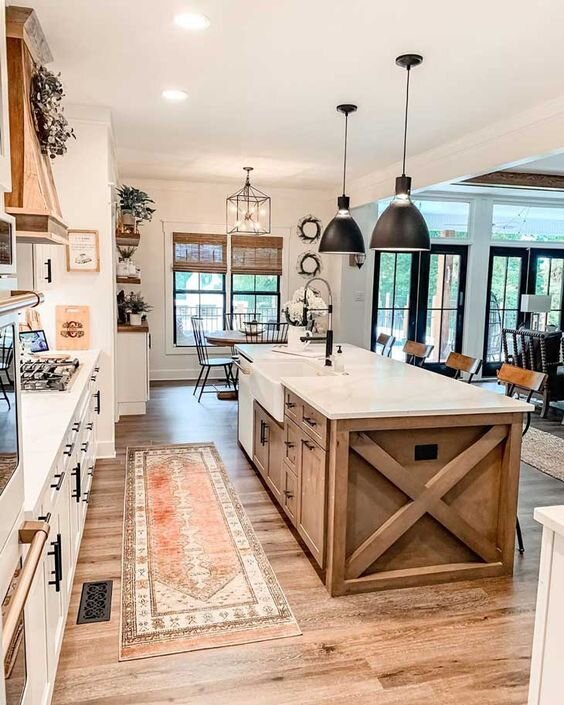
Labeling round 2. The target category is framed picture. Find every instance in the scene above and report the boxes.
[66,229,100,272]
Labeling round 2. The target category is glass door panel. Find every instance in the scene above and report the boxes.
[530,251,564,330]
[483,247,528,376]
[372,252,416,359]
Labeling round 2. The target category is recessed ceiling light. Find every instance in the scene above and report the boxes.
[174,12,211,31]
[162,89,188,102]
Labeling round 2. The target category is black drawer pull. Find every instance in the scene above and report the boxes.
[285,400,296,409]
[86,422,94,431]
[88,464,94,477]
[45,258,52,284]
[50,472,65,491]
[283,490,294,499]
[94,390,101,414]
[72,421,81,432]
[83,491,90,504]
[303,440,316,451]
[303,416,317,427]
[38,512,51,523]
[284,441,295,449]
[72,462,81,502]
[63,443,74,456]
[81,441,89,453]
[48,534,62,592]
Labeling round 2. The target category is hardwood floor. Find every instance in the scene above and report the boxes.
[52,382,564,705]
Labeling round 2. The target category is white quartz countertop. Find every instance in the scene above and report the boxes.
[21,349,101,513]
[236,343,532,420]
[534,506,564,537]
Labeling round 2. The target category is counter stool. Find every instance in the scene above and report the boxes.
[376,332,395,357]
[497,363,548,553]
[445,351,482,383]
[403,340,434,367]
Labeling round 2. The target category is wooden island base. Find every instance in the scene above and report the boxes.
[252,389,524,597]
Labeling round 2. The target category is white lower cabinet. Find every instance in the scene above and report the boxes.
[117,329,149,416]
[13,358,101,705]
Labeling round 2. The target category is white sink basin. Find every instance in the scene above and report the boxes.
[249,360,335,422]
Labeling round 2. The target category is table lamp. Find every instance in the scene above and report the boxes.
[520,294,552,330]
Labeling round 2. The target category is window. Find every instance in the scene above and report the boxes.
[231,274,280,321]
[172,233,227,346]
[378,199,470,239]
[492,203,564,242]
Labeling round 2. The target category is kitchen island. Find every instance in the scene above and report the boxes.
[236,343,532,596]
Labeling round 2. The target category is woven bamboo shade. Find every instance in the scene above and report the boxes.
[231,235,283,275]
[172,233,227,273]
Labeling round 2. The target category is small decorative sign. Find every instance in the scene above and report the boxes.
[66,229,100,272]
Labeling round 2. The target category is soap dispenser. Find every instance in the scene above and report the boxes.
[334,344,345,373]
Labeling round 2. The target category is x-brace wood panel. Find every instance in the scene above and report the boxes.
[346,425,507,579]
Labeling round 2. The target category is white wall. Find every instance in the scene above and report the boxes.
[17,111,117,457]
[125,178,336,380]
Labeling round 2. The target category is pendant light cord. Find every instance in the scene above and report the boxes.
[401,66,411,177]
[342,111,348,196]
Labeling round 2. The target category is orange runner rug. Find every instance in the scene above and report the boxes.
[120,443,300,660]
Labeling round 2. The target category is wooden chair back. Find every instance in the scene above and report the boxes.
[445,351,482,383]
[191,317,210,366]
[403,340,434,367]
[497,363,547,398]
[376,332,395,358]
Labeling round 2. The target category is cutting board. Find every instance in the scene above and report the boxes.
[55,305,90,350]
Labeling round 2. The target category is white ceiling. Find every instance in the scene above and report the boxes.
[24,0,564,189]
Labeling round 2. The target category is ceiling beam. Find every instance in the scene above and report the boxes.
[461,170,564,191]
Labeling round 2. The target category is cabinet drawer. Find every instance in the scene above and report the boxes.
[284,389,302,423]
[300,402,327,449]
[283,418,300,474]
[282,463,297,526]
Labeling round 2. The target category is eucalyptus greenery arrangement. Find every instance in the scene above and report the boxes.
[117,245,136,261]
[117,185,156,227]
[30,66,75,159]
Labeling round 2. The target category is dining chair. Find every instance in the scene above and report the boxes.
[0,328,14,408]
[191,317,236,402]
[403,340,434,367]
[445,351,482,383]
[376,332,395,358]
[497,362,548,554]
[224,312,262,331]
[246,321,289,344]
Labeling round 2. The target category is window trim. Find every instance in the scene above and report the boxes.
[230,273,281,322]
[491,200,564,244]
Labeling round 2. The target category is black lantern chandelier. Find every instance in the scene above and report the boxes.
[226,167,271,235]
[370,54,430,252]
[319,104,365,255]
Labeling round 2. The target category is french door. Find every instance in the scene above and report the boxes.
[371,245,468,370]
[483,247,564,375]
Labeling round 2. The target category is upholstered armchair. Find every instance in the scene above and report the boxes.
[501,328,564,417]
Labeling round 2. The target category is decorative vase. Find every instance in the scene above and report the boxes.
[117,260,129,277]
[287,325,307,350]
[129,313,142,326]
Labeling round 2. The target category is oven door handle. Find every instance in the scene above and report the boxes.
[1,520,50,658]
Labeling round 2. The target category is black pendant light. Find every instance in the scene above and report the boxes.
[319,104,365,255]
[370,54,430,252]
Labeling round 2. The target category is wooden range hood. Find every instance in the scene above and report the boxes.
[5,6,68,245]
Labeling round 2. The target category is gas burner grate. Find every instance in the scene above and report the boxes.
[77,580,113,624]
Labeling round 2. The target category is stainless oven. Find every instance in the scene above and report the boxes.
[0,213,16,277]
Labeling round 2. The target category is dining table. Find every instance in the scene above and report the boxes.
[204,329,260,399]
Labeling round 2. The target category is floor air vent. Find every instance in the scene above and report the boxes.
[77,580,113,624]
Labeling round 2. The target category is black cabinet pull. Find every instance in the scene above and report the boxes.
[50,472,65,491]
[88,464,94,477]
[45,258,52,284]
[94,390,101,414]
[284,441,295,448]
[83,491,90,504]
[285,400,296,409]
[48,534,62,593]
[303,416,317,427]
[72,421,81,432]
[72,462,81,502]
[38,512,51,523]
[303,440,316,451]
[63,442,74,457]
[86,422,94,431]
[283,490,294,499]
[81,441,89,453]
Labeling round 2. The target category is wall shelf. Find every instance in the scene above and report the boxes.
[115,231,140,247]
[116,275,141,285]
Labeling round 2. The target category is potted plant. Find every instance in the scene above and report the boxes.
[117,246,137,276]
[125,292,152,326]
[117,185,155,233]
[283,286,327,350]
